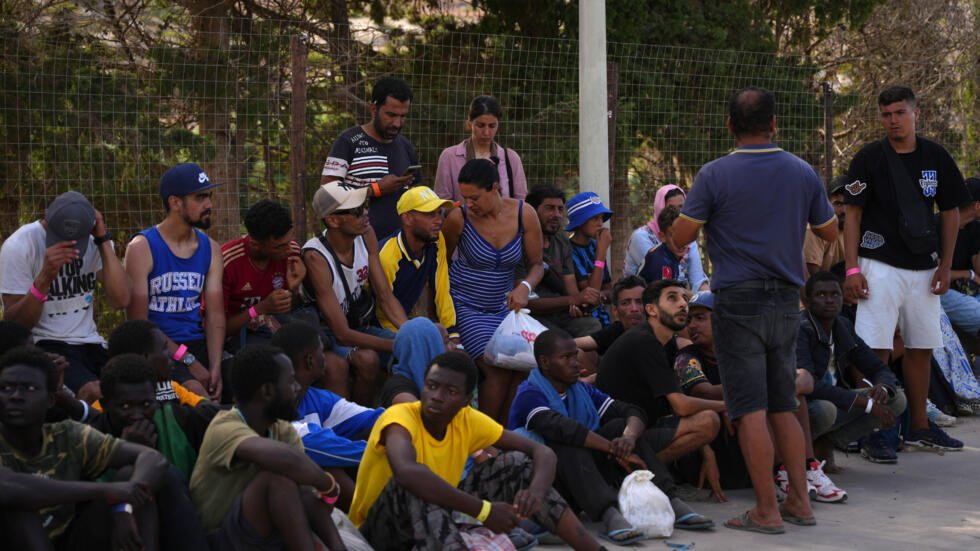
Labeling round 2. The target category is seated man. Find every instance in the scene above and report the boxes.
[800,272,910,465]
[675,292,845,503]
[0,346,169,550]
[381,317,453,406]
[575,275,647,358]
[377,186,460,342]
[509,329,714,541]
[803,177,847,278]
[519,185,601,337]
[125,163,226,400]
[222,199,305,351]
[104,319,206,408]
[597,280,723,473]
[938,177,980,334]
[301,182,408,405]
[89,353,219,479]
[189,345,344,550]
[349,351,603,551]
[0,191,130,402]
[638,205,694,287]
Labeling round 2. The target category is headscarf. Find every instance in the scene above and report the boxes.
[647,184,685,235]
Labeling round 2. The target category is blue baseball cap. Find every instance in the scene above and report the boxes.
[689,291,714,311]
[565,191,613,231]
[159,163,224,200]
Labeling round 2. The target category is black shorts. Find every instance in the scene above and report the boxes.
[35,341,108,392]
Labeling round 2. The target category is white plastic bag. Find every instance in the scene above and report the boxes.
[618,469,674,539]
[483,309,547,371]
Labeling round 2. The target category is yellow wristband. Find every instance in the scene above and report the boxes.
[475,500,492,523]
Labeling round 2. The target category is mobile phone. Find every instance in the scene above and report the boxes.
[402,164,421,176]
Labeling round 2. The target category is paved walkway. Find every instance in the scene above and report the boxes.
[545,416,980,551]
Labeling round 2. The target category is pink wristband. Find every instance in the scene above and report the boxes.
[594,260,606,269]
[845,267,861,277]
[248,306,259,319]
[172,344,188,362]
[29,284,48,302]
[321,492,339,505]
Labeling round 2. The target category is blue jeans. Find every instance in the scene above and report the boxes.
[939,289,980,335]
[713,280,800,420]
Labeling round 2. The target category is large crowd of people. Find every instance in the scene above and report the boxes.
[0,79,976,550]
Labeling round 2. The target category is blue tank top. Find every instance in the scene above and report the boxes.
[139,226,211,342]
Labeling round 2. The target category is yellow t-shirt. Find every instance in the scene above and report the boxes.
[189,408,303,532]
[348,402,503,527]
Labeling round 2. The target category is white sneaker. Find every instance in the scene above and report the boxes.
[774,464,816,502]
[807,460,847,503]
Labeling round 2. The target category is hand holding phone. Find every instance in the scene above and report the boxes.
[401,164,421,177]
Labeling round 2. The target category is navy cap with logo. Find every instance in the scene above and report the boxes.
[688,290,714,311]
[159,163,224,200]
[44,191,96,256]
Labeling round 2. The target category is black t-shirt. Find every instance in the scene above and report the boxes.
[590,321,625,355]
[322,126,421,240]
[596,323,680,423]
[845,136,968,270]
[950,220,980,271]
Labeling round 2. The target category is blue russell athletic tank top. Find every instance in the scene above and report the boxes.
[139,226,211,342]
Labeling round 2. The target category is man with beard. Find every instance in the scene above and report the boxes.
[596,280,723,512]
[222,199,306,351]
[189,345,345,550]
[377,186,458,340]
[518,185,601,337]
[803,176,848,278]
[301,183,407,406]
[320,77,421,240]
[125,163,226,401]
[0,191,131,403]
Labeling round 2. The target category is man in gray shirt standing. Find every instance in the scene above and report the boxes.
[674,87,837,535]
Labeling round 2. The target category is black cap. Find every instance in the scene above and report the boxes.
[965,177,980,202]
[828,175,848,196]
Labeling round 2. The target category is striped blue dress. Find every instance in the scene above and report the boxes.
[449,201,525,358]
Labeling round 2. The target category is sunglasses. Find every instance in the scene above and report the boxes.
[332,205,367,217]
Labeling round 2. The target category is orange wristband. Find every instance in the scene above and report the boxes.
[371,182,382,198]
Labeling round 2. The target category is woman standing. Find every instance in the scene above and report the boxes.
[443,159,543,424]
[624,184,709,290]
[435,95,528,201]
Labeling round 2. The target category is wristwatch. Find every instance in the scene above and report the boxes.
[93,231,112,246]
[181,352,196,366]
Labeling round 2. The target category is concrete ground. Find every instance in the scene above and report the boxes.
[545,416,980,551]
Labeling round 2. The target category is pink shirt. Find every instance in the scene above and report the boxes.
[434,141,528,201]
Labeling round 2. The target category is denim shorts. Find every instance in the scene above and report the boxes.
[712,280,800,419]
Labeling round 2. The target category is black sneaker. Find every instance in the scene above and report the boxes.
[905,421,964,451]
[859,431,898,463]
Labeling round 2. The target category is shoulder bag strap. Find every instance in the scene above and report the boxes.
[317,234,355,308]
[502,145,514,198]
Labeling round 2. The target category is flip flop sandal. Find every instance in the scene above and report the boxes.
[674,512,715,531]
[723,511,785,535]
[506,527,539,551]
[598,527,645,545]
[779,504,817,526]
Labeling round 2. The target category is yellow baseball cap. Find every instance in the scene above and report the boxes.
[397,186,453,215]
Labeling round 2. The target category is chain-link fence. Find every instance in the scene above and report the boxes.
[2,9,975,330]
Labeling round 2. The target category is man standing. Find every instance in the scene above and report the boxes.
[222,199,305,351]
[519,185,601,337]
[0,191,131,402]
[125,163,226,401]
[673,87,836,534]
[321,77,421,240]
[376,186,458,340]
[842,85,969,451]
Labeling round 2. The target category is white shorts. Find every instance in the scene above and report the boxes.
[854,257,941,350]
